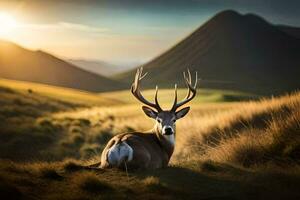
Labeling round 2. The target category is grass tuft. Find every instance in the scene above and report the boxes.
[142,176,168,193]
[77,172,112,193]
[39,168,63,180]
[63,160,85,172]
[0,181,22,200]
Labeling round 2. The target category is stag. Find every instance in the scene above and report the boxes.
[100,67,197,169]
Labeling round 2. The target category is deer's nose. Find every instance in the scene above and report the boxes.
[163,127,173,135]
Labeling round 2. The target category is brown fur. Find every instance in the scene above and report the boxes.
[100,131,174,170]
[100,68,196,170]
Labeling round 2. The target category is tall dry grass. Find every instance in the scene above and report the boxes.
[1,82,299,170]
[1,85,300,199]
[174,91,300,168]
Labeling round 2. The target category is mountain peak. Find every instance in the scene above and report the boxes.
[214,9,241,18]
[209,10,270,27]
[206,10,247,30]
[210,10,243,22]
[117,10,300,95]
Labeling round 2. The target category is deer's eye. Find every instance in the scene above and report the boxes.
[157,118,162,123]
[172,119,176,123]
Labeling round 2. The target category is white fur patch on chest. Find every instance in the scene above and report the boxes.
[163,134,175,146]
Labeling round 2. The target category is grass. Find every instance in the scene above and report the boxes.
[76,172,113,193]
[0,78,121,106]
[0,81,299,199]
[1,159,300,200]
[0,79,254,161]
[174,91,300,168]
[0,78,257,107]
[99,87,258,106]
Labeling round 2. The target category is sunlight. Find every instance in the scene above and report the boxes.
[0,12,17,37]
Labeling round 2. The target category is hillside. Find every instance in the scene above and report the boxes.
[0,40,124,92]
[0,78,123,106]
[68,59,132,77]
[278,25,300,39]
[116,10,300,95]
[0,78,254,107]
[0,80,256,161]
[0,82,300,199]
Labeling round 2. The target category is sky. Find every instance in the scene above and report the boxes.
[0,0,299,65]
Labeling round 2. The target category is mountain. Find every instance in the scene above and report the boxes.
[116,10,300,95]
[278,25,300,39]
[0,40,124,92]
[68,59,132,77]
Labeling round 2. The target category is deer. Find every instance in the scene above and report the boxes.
[100,67,197,170]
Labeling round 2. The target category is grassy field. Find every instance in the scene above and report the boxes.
[0,78,257,106]
[0,78,122,106]
[0,80,299,199]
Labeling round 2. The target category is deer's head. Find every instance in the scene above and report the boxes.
[131,68,197,139]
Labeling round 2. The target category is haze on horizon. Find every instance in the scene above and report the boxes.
[0,0,299,66]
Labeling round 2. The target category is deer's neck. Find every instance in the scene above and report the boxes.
[151,125,175,159]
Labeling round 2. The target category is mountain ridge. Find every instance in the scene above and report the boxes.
[116,10,300,95]
[0,40,125,92]
[68,59,134,77]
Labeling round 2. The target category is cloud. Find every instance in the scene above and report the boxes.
[58,22,110,33]
[18,22,109,33]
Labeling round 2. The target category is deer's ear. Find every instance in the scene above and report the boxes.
[142,106,158,119]
[175,107,190,119]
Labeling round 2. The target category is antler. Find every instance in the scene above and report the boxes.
[131,67,162,112]
[171,69,198,111]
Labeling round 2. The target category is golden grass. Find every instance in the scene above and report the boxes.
[0,78,121,106]
[0,78,256,107]
[75,172,113,193]
[1,80,298,168]
[99,88,257,105]
[42,90,300,169]
[0,82,300,199]
[174,91,300,167]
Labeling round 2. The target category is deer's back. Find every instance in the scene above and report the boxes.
[100,132,169,169]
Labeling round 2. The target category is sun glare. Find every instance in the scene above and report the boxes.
[0,12,17,37]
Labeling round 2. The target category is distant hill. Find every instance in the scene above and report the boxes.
[68,59,132,77]
[278,25,300,39]
[116,10,300,95]
[0,78,123,106]
[0,40,124,92]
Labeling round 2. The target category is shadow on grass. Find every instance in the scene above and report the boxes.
[0,181,23,200]
[132,163,300,200]
[134,166,244,200]
[1,159,300,200]
[54,160,300,200]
